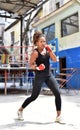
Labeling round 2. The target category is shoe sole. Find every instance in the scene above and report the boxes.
[55,121,66,124]
[14,118,24,121]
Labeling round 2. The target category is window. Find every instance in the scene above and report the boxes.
[11,31,14,44]
[42,24,55,43]
[56,2,60,9]
[61,13,79,37]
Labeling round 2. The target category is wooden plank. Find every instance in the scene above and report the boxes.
[56,78,67,82]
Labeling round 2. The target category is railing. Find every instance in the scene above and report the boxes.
[0,45,34,95]
[56,68,80,94]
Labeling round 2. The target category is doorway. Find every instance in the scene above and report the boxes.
[59,57,66,72]
[59,57,66,87]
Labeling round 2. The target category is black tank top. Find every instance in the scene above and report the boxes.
[35,49,50,74]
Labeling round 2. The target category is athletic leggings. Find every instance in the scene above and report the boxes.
[22,73,61,111]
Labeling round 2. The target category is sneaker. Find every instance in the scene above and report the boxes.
[55,116,65,124]
[17,110,24,120]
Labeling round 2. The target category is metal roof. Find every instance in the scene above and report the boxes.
[0,0,49,19]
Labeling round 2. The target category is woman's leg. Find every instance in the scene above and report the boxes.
[45,75,61,117]
[19,75,44,110]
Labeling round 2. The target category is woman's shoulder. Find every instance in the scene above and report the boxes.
[31,49,38,58]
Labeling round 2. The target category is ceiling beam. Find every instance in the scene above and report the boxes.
[24,0,49,18]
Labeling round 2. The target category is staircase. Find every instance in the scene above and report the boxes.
[56,68,77,90]
[42,68,78,95]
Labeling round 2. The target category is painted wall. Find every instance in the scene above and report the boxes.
[4,21,21,62]
[34,1,80,51]
[4,21,20,47]
[43,0,70,16]
[59,47,80,89]
[59,47,80,68]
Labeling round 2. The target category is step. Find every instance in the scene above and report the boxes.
[57,73,71,77]
[56,78,68,82]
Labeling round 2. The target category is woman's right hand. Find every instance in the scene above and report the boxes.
[45,45,52,53]
[36,64,45,71]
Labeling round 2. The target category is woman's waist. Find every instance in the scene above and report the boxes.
[35,69,50,75]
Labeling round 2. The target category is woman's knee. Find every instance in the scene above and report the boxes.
[54,90,61,98]
[31,94,38,101]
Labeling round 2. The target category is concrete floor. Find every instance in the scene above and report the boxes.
[0,90,80,130]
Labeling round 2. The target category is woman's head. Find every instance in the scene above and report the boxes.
[33,31,46,47]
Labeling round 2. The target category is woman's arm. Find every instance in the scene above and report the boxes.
[29,50,45,71]
[29,50,38,69]
[45,45,57,62]
[49,51,57,62]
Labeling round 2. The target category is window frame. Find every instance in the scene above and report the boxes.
[61,12,79,37]
[42,24,55,43]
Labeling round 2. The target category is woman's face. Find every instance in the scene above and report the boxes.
[36,36,46,50]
